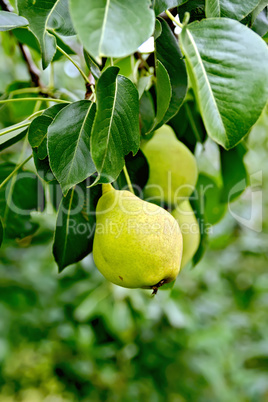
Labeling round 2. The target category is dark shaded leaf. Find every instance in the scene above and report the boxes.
[0,163,45,239]
[28,103,68,160]
[0,218,3,248]
[140,91,155,136]
[0,128,27,152]
[53,180,101,272]
[115,150,149,196]
[155,18,187,124]
[83,49,101,79]
[154,0,186,16]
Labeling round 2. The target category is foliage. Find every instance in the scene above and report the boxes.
[0,0,267,271]
[0,0,268,399]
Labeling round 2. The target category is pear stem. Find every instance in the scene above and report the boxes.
[123,165,135,194]
[102,183,114,194]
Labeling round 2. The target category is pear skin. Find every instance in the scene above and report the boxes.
[171,200,200,268]
[93,184,183,290]
[142,125,198,206]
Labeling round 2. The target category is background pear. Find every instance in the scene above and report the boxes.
[142,125,198,206]
[93,184,183,290]
[171,200,200,268]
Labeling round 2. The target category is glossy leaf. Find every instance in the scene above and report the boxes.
[155,18,187,124]
[0,11,28,31]
[48,0,76,36]
[146,60,171,134]
[17,0,58,69]
[48,100,96,195]
[69,0,155,59]
[28,103,68,160]
[220,144,248,203]
[53,180,101,272]
[205,0,261,20]
[180,18,268,149]
[154,0,186,15]
[91,67,140,183]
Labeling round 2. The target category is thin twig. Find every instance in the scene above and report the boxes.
[0,154,33,190]
[123,165,134,194]
[0,97,70,104]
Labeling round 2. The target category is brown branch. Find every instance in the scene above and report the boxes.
[0,0,42,87]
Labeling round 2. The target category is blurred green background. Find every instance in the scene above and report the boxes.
[1,32,268,402]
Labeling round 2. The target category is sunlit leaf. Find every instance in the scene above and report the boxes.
[69,0,155,59]
[0,11,28,31]
[180,18,268,149]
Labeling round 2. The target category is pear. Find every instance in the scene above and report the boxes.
[171,200,200,268]
[93,184,183,292]
[142,125,198,206]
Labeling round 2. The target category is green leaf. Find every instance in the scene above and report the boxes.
[155,18,187,124]
[197,173,227,225]
[154,0,186,15]
[28,103,68,160]
[48,0,76,36]
[83,49,101,79]
[91,67,140,183]
[178,0,205,23]
[252,7,268,37]
[13,27,76,61]
[69,0,155,59]
[0,127,28,152]
[170,99,206,152]
[53,180,101,272]
[17,0,58,69]
[33,153,56,183]
[190,186,208,266]
[48,100,97,195]
[205,0,261,20]
[0,163,44,239]
[0,218,3,248]
[0,11,28,31]
[147,60,171,133]
[251,0,268,24]
[180,18,268,149]
[140,91,155,136]
[220,144,248,203]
